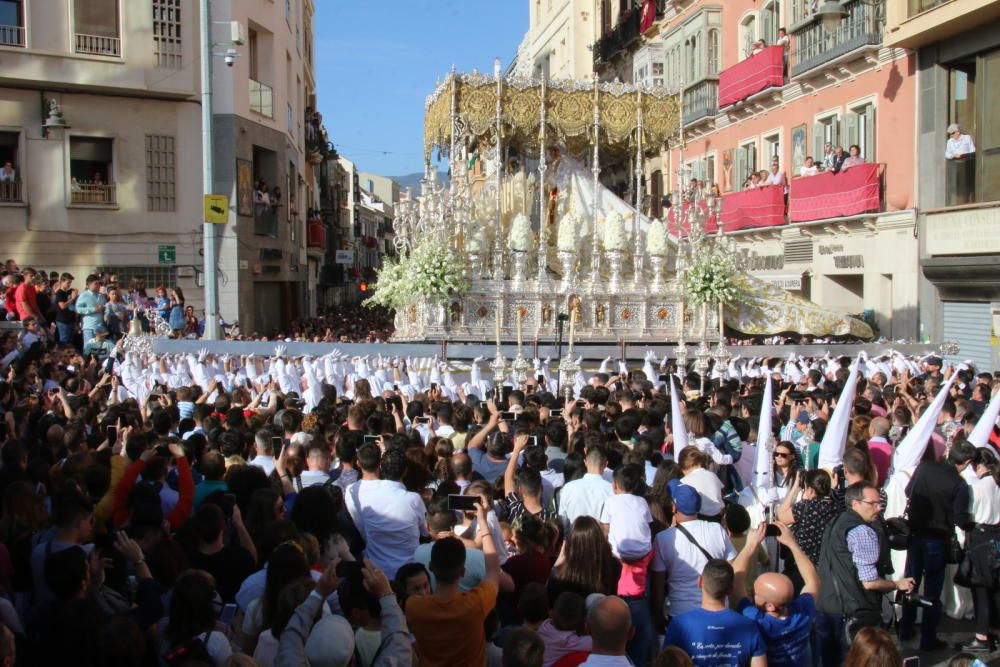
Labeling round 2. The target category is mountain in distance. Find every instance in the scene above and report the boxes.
[389,170,450,193]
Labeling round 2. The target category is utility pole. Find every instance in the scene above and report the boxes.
[200,0,221,339]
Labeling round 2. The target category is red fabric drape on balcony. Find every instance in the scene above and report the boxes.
[641,0,657,32]
[307,222,326,248]
[718,46,785,107]
[718,185,786,231]
[789,164,881,222]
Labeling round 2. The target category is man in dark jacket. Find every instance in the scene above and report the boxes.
[816,481,915,666]
[899,440,974,649]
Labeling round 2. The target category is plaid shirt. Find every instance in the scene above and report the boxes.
[846,523,881,582]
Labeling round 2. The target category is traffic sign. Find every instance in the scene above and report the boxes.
[204,194,229,224]
[158,245,176,265]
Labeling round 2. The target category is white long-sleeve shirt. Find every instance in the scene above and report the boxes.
[946,134,976,159]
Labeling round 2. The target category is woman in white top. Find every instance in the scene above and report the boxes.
[964,448,1000,651]
[945,123,976,160]
[800,156,819,177]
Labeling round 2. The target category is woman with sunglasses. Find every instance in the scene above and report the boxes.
[772,441,802,502]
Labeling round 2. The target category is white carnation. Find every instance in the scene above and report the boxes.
[557,210,580,252]
[508,213,533,252]
[603,211,628,251]
[646,221,668,257]
[465,225,486,253]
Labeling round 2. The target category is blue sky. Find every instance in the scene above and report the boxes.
[314,2,528,178]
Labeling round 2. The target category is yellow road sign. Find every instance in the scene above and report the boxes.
[204,194,229,224]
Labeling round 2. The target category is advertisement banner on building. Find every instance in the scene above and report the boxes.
[761,275,803,290]
[335,250,355,265]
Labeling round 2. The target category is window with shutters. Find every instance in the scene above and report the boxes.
[706,154,716,188]
[739,14,757,60]
[735,140,758,191]
[761,1,780,46]
[153,0,182,69]
[708,29,720,75]
[764,133,781,160]
[145,135,176,212]
[846,102,876,163]
[812,113,841,167]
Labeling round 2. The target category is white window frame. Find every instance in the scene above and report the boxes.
[761,127,783,166]
[736,137,759,191]
[738,11,758,61]
[846,94,877,163]
[0,126,26,205]
[69,0,123,57]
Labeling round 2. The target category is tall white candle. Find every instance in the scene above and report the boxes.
[568,309,576,352]
[516,308,523,349]
[495,304,502,349]
[718,300,724,338]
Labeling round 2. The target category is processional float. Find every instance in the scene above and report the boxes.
[382,61,873,383]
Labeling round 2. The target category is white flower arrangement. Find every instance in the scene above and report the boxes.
[465,225,487,254]
[557,210,580,252]
[646,220,669,257]
[508,213,533,252]
[603,211,628,251]
[367,237,470,310]
[680,242,751,306]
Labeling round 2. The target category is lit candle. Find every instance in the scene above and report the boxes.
[678,299,685,338]
[516,307,523,349]
[718,300,724,338]
[495,303,502,349]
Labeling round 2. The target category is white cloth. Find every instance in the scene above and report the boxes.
[299,469,331,488]
[581,656,633,666]
[600,493,652,561]
[540,468,565,510]
[799,165,818,177]
[650,519,737,618]
[945,134,976,159]
[971,475,1000,524]
[765,170,786,187]
[344,479,428,578]
[557,473,612,527]
[248,455,276,477]
[682,467,725,517]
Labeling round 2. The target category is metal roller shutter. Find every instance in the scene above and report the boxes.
[942,301,993,371]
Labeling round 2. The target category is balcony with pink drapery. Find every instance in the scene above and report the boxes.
[789,164,882,223]
[718,46,785,108]
[665,186,786,234]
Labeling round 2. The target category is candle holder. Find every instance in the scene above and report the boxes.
[605,249,625,295]
[510,250,529,290]
[490,351,508,388]
[558,251,577,294]
[558,354,580,403]
[511,352,532,388]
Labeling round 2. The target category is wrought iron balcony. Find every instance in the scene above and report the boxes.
[790,0,883,78]
[70,182,116,205]
[0,180,22,203]
[75,33,121,57]
[683,79,718,126]
[0,24,25,47]
[594,10,642,65]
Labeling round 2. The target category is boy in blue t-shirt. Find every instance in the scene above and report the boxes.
[733,521,820,667]
[663,558,767,667]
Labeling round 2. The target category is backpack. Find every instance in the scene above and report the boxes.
[164,632,215,666]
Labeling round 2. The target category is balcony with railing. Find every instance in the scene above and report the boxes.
[0,24,25,47]
[640,0,667,34]
[70,181,116,205]
[789,163,884,222]
[683,79,718,126]
[75,33,121,57]
[718,46,785,108]
[307,220,327,251]
[249,79,274,118]
[790,0,883,78]
[594,9,642,66]
[0,180,22,203]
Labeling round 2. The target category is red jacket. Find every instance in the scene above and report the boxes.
[113,456,195,530]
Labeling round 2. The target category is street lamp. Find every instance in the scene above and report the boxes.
[817,1,848,33]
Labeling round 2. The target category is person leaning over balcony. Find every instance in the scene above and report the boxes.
[800,157,819,177]
[946,124,976,160]
[0,161,14,182]
[840,145,865,171]
[830,146,849,174]
[766,157,787,190]
[821,142,835,171]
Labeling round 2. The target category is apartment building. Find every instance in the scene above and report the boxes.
[883,0,1000,369]
[511,0,602,79]
[209,0,319,335]
[625,0,919,340]
[0,0,204,302]
[0,0,330,335]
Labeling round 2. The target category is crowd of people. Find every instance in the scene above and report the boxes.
[0,328,995,667]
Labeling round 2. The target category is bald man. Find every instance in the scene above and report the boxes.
[581,596,633,665]
[732,521,819,667]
